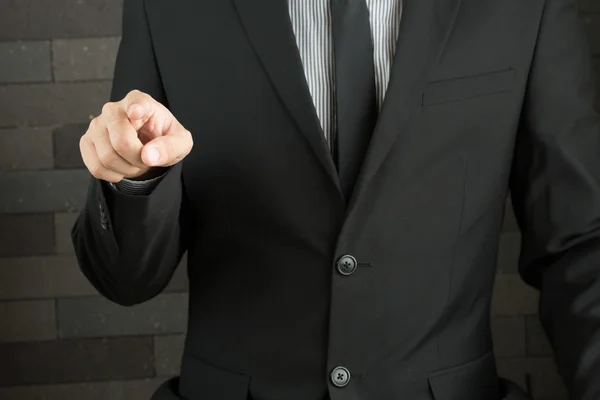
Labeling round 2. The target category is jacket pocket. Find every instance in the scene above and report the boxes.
[428,351,501,400]
[422,68,515,106]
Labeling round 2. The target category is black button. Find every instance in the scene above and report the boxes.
[330,366,350,387]
[336,255,357,276]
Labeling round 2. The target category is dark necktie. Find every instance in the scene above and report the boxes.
[330,0,378,201]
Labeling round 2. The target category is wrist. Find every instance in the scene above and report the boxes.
[125,167,169,181]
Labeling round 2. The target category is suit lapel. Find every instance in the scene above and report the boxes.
[345,0,463,217]
[233,0,342,197]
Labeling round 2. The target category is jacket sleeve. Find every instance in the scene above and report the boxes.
[71,0,189,306]
[510,0,600,398]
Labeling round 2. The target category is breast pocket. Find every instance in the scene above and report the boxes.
[422,68,515,106]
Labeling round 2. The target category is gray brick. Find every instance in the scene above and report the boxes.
[0,256,96,300]
[0,214,54,257]
[0,378,164,400]
[0,300,56,342]
[53,123,88,169]
[0,82,110,128]
[526,316,553,356]
[55,213,78,254]
[496,232,521,273]
[0,0,123,41]
[0,127,53,171]
[0,220,121,300]
[154,335,185,376]
[492,273,539,316]
[496,357,567,400]
[53,37,120,81]
[583,14,600,55]
[0,254,186,300]
[0,41,51,83]
[57,294,188,338]
[502,200,519,233]
[0,170,89,213]
[491,316,526,358]
[0,337,154,385]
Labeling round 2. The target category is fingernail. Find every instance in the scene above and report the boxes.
[147,147,160,165]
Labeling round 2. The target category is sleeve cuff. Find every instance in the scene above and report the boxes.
[111,171,168,196]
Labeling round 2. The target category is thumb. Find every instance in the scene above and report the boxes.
[141,133,193,167]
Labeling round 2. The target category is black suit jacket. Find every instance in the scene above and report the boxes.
[72,0,600,399]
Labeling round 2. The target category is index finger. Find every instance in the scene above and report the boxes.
[101,90,156,125]
[121,90,158,125]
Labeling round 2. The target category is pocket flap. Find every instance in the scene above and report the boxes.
[422,68,515,106]
[428,351,501,400]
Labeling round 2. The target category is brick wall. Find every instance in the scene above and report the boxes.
[0,1,598,399]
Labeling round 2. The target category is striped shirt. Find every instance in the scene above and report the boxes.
[116,0,403,194]
[288,0,403,145]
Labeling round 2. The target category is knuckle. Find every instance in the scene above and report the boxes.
[112,136,131,153]
[90,164,105,179]
[177,130,192,151]
[99,150,118,168]
[79,134,88,150]
[184,131,194,154]
[89,117,102,132]
[127,89,148,102]
[101,102,115,116]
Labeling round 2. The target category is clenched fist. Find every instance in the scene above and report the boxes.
[80,90,193,182]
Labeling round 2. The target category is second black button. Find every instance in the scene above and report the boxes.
[336,255,357,276]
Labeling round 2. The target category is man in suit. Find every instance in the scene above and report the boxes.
[72,0,600,399]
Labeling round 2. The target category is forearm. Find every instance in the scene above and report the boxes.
[72,164,187,306]
[510,0,600,397]
[535,242,600,398]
